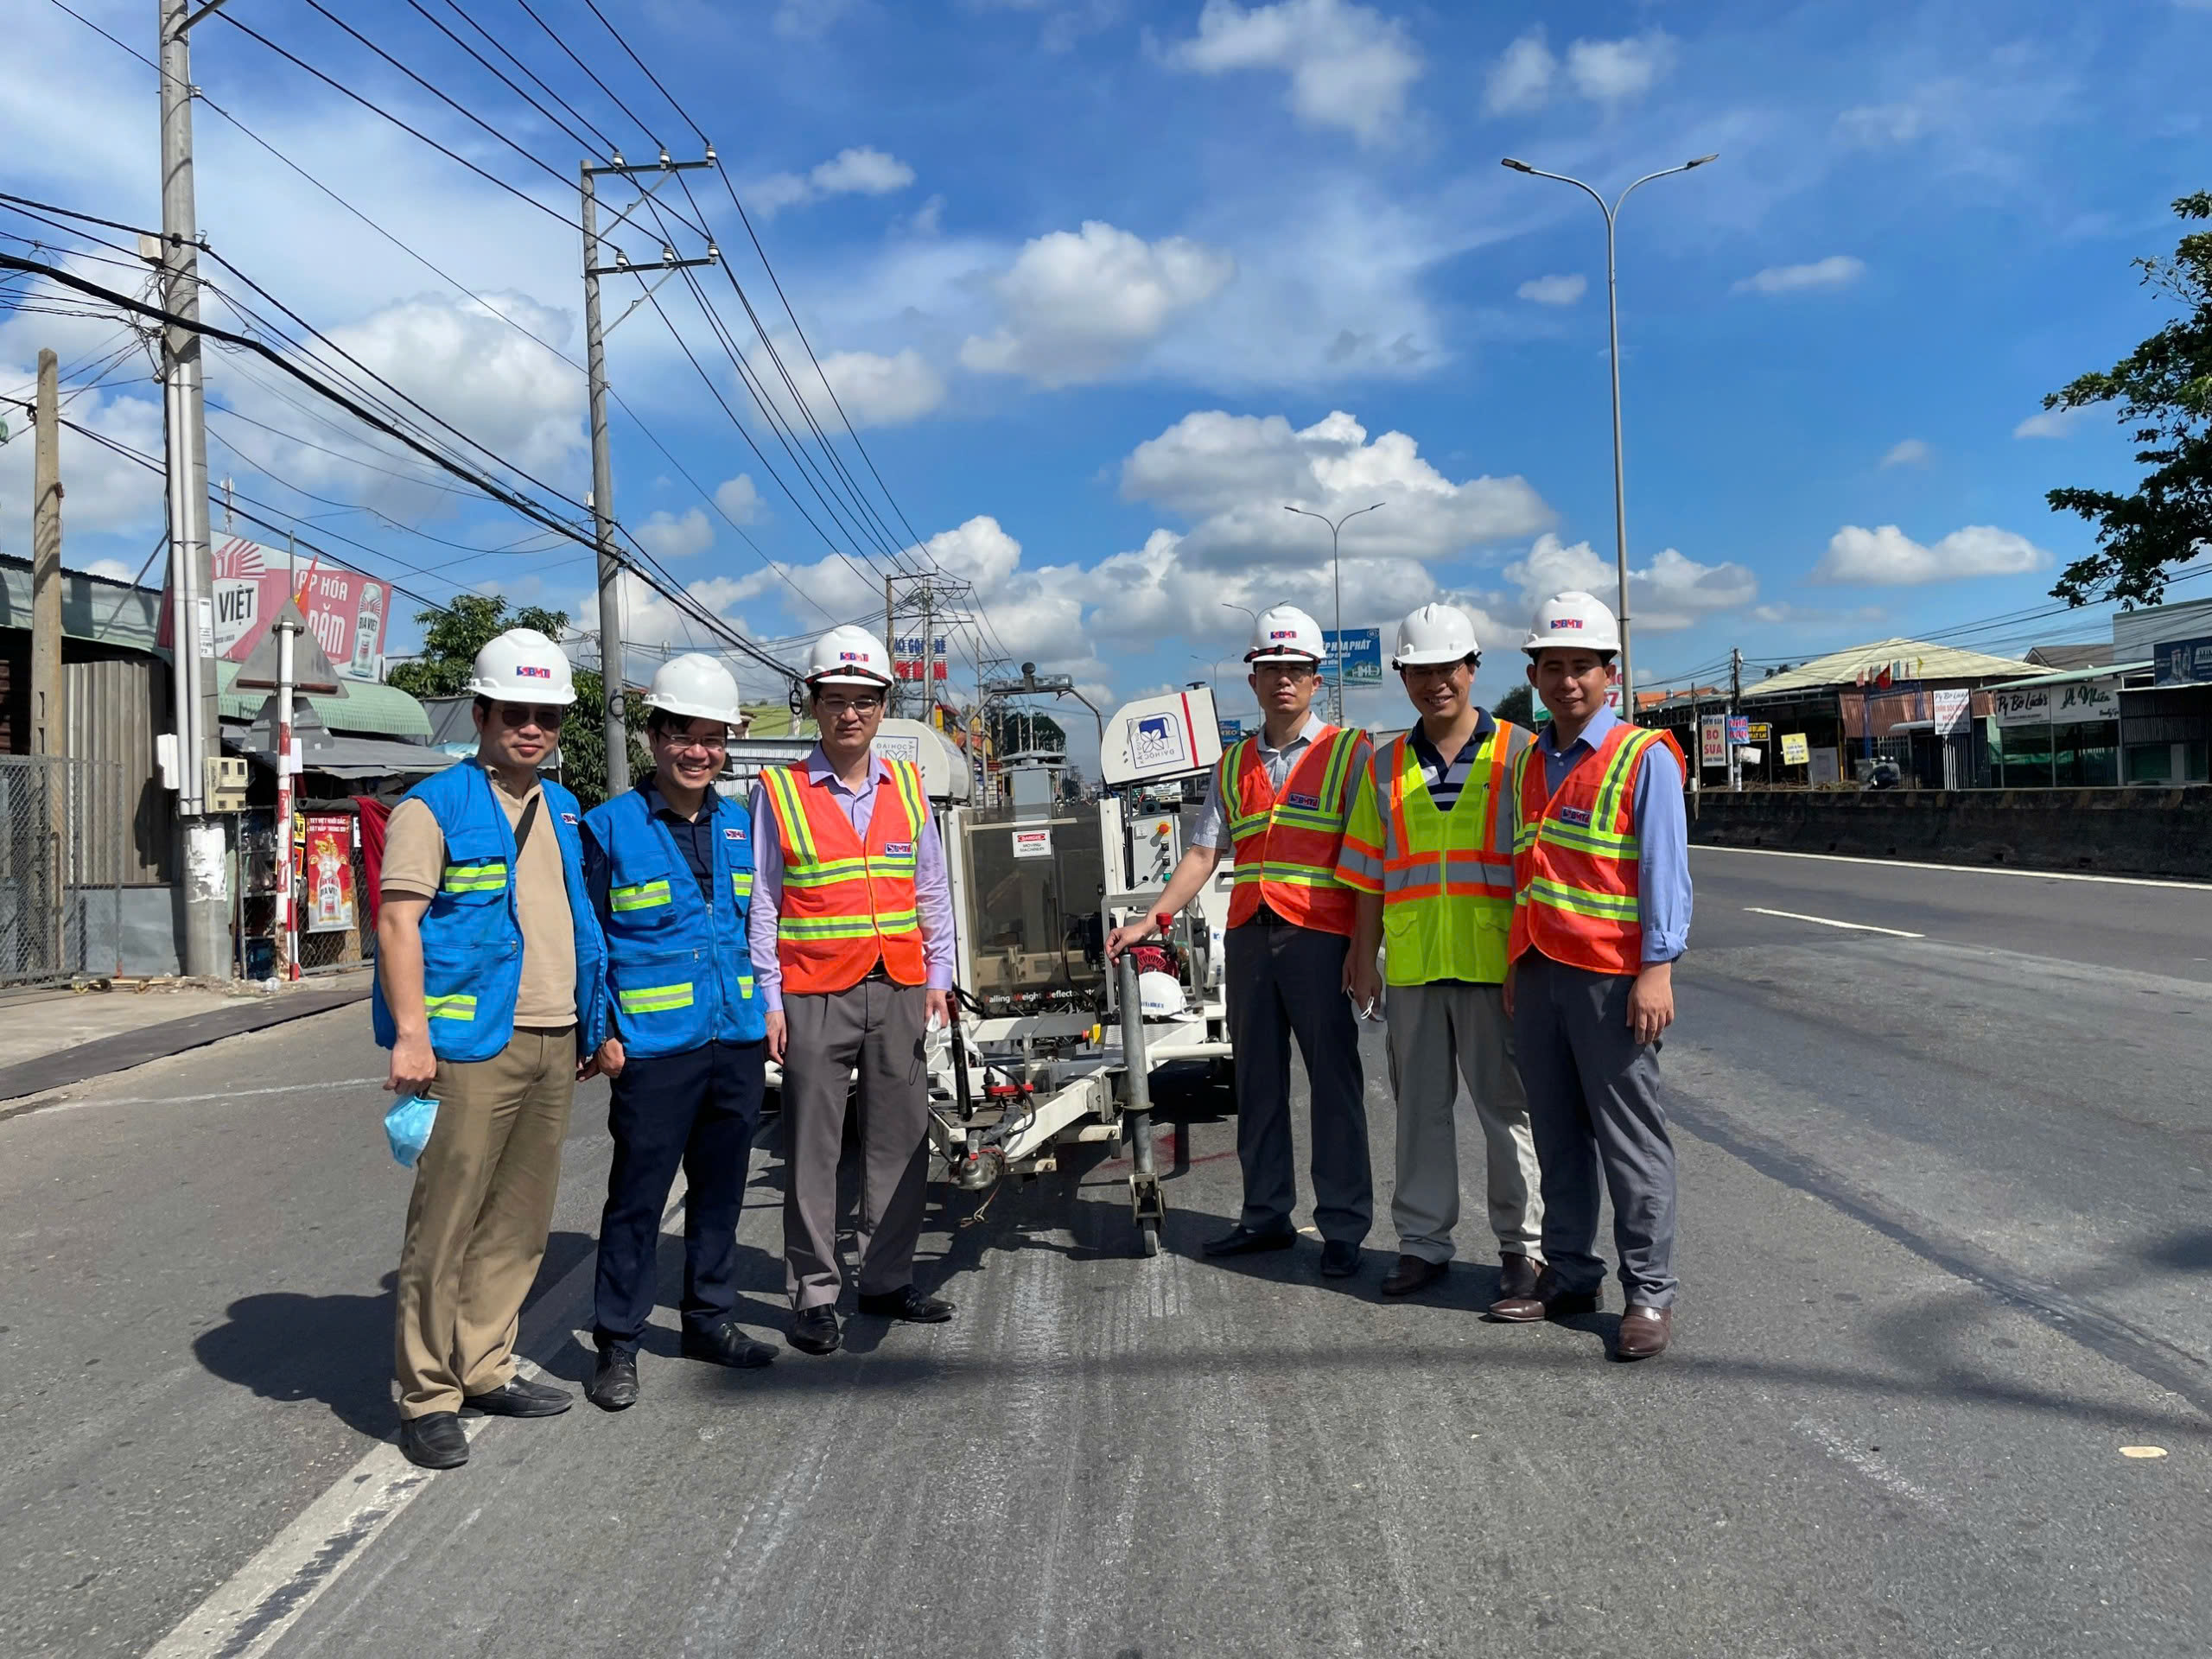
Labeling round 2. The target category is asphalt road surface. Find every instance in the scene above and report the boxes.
[3,846,2209,1657]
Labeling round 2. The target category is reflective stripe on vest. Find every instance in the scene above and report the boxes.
[763,758,931,994]
[1510,723,1657,977]
[617,981,696,1015]
[1369,725,1522,984]
[609,878,672,912]
[441,860,506,894]
[1218,725,1363,936]
[423,992,478,1021]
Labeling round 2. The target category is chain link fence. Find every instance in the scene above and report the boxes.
[0,755,128,986]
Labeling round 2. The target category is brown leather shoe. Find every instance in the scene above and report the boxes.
[1496,1253,1541,1301]
[1488,1265,1600,1323]
[1614,1303,1673,1359]
[1381,1254,1446,1297]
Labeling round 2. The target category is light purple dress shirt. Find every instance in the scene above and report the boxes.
[747,746,955,1010]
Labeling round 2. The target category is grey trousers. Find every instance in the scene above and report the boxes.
[1510,951,1677,1307]
[1384,982,1542,1264]
[1224,921,1371,1244]
[781,980,931,1311]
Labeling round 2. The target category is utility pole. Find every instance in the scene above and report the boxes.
[1728,646,1744,792]
[31,349,63,758]
[161,0,230,977]
[581,151,718,794]
[884,575,897,718]
[919,582,937,731]
[274,537,300,982]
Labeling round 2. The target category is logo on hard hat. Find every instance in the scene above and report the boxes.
[1549,618,1583,630]
[1269,629,1297,639]
[517,664,554,677]
[839,651,865,662]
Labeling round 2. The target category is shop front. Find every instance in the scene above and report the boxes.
[1986,669,2131,788]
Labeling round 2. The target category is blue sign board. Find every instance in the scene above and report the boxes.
[1727,715,1751,744]
[1217,716,1248,745]
[1321,627,1383,686]
[2155,634,2212,687]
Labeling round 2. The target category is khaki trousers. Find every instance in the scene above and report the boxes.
[394,1027,575,1418]
[1385,982,1543,1263]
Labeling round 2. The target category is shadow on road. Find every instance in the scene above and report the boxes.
[192,1230,597,1437]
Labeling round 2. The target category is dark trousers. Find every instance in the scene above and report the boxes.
[1224,920,1371,1244]
[592,1039,766,1355]
[1510,952,1678,1307]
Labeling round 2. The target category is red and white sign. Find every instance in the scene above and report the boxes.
[160,537,391,677]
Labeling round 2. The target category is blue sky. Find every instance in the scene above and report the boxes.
[4,0,2209,754]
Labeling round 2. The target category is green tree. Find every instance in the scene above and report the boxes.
[386,594,645,806]
[2042,190,2212,606]
[1491,683,1535,727]
[987,705,1066,754]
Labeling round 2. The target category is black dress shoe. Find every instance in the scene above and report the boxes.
[682,1321,778,1369]
[1202,1224,1297,1258]
[1382,1254,1446,1296]
[789,1305,842,1355]
[398,1411,469,1469]
[1319,1240,1363,1278]
[586,1351,639,1411]
[461,1375,573,1417]
[855,1286,956,1323]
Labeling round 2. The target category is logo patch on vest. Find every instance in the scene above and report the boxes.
[1557,805,1592,827]
[560,811,578,825]
[724,826,747,840]
[1284,791,1320,809]
[884,841,913,857]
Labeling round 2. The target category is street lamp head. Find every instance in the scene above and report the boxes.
[1686,153,1719,168]
[1501,157,1534,173]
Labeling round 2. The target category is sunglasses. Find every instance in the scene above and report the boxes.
[493,704,568,730]
[817,696,884,717]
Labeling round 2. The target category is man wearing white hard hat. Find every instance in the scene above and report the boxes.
[578,654,774,1412]
[749,625,957,1357]
[1339,603,1545,1303]
[374,628,608,1467]
[1107,604,1374,1277]
[1490,592,1692,1360]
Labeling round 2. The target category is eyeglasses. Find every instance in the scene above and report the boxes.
[1250,662,1316,681]
[661,733,728,754]
[494,703,567,730]
[817,696,884,717]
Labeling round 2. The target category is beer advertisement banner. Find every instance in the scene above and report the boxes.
[159,537,391,677]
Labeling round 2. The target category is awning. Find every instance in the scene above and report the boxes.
[225,702,455,781]
[215,658,433,737]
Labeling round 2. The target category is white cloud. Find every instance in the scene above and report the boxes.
[1120,409,1553,572]
[1732,255,1866,296]
[77,557,138,582]
[1880,438,1931,467]
[2013,405,2088,439]
[1813,524,2049,585]
[1166,0,1424,146]
[635,507,714,561]
[1516,273,1587,306]
[1504,533,1757,631]
[1484,29,1555,115]
[961,221,1235,385]
[1565,32,1677,105]
[714,474,765,524]
[748,146,917,218]
[813,346,947,427]
[1751,601,1889,629]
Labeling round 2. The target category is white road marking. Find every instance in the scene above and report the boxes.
[1743,906,1926,938]
[4,1078,385,1118]
[1695,842,2212,893]
[143,1179,690,1659]
[1792,1418,1948,1516]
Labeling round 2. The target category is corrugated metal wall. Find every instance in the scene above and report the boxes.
[64,657,174,884]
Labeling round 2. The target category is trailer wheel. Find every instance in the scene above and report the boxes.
[1138,1216,1162,1258]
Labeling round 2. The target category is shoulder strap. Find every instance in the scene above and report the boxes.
[512,792,543,857]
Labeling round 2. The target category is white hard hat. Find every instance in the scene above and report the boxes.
[1245,603,1325,664]
[1137,969,1187,1019]
[645,652,742,726]
[806,624,894,689]
[467,627,576,704]
[1390,603,1481,669]
[1522,590,1622,656]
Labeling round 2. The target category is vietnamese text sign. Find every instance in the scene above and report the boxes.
[893,635,950,681]
[1320,627,1383,686]
[1726,715,1751,744]
[1932,688,1972,735]
[302,813,357,934]
[2155,634,2212,688]
[1780,732,1810,766]
[1699,713,1726,767]
[160,537,390,676]
[1746,722,1771,742]
[1993,677,2122,728]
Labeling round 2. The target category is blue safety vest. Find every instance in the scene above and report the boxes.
[371,761,607,1063]
[582,782,765,1057]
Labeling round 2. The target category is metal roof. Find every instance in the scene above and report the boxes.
[1985,660,2153,691]
[1742,637,2038,700]
[216,659,431,737]
[0,556,163,652]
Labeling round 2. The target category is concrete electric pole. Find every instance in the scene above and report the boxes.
[1728,645,1745,792]
[31,348,63,759]
[161,0,231,977]
[581,152,717,795]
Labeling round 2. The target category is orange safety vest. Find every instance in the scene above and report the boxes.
[1218,724,1366,936]
[1510,721,1662,977]
[760,756,930,995]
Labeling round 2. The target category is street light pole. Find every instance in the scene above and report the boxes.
[1501,153,1717,723]
[1283,502,1384,724]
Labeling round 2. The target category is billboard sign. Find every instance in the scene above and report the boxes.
[1932,688,1972,734]
[1321,627,1383,686]
[2154,634,2212,688]
[1726,715,1751,744]
[1780,732,1810,766]
[160,537,390,677]
[1699,713,1726,767]
[1993,677,2123,728]
[893,635,950,681]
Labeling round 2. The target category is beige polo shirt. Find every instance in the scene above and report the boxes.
[380,768,577,1029]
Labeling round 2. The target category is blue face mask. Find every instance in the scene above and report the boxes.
[384,1096,440,1167]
